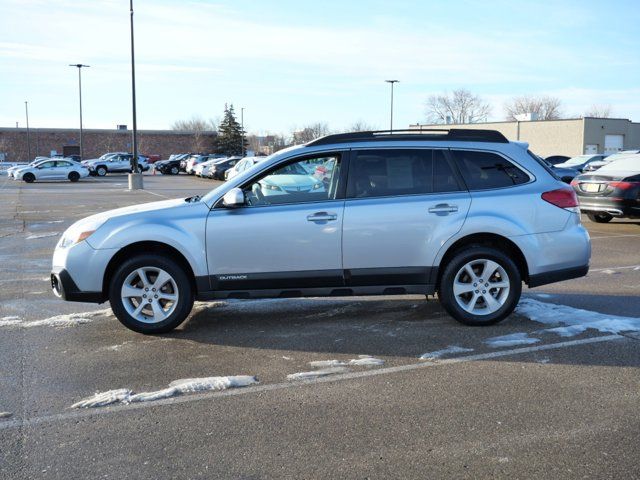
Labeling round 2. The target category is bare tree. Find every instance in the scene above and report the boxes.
[504,95,563,121]
[291,122,331,144]
[584,104,612,118]
[171,116,216,132]
[346,120,378,132]
[425,89,491,124]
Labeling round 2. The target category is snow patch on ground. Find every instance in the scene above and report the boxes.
[25,232,59,240]
[0,309,112,329]
[534,293,554,299]
[287,367,349,380]
[0,412,13,419]
[518,298,640,337]
[485,332,540,348]
[0,316,22,327]
[419,345,474,360]
[600,269,619,275]
[308,355,385,368]
[71,376,258,408]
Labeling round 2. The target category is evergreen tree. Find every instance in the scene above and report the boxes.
[216,104,247,156]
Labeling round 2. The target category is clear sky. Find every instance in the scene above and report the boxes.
[1,0,639,135]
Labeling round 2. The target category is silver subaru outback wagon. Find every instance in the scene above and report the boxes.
[51,129,591,334]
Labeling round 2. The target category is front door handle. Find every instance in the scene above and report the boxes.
[307,212,338,222]
[428,204,458,214]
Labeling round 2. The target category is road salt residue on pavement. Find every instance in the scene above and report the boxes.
[71,376,258,408]
[0,412,13,419]
[25,232,59,240]
[419,345,474,360]
[0,316,22,327]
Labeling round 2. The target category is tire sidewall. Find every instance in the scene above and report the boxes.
[171,166,179,175]
[69,171,80,182]
[439,247,522,326]
[23,173,35,183]
[96,166,107,176]
[109,254,194,334]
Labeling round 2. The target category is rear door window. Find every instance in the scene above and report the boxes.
[451,150,530,190]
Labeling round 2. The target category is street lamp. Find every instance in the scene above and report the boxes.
[385,80,399,132]
[24,101,31,160]
[128,0,142,189]
[240,107,245,156]
[69,64,90,159]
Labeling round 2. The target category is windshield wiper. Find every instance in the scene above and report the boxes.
[185,195,201,203]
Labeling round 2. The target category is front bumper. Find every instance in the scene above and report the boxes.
[51,268,105,303]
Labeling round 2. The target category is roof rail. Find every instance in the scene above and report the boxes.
[306,128,509,146]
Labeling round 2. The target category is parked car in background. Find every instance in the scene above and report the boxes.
[555,154,607,173]
[531,153,578,184]
[7,160,38,179]
[193,158,219,178]
[184,154,209,175]
[206,157,241,180]
[225,156,264,180]
[13,159,88,183]
[572,154,640,223]
[582,150,640,172]
[156,154,189,175]
[145,154,161,164]
[545,155,571,165]
[83,153,149,176]
[53,153,82,162]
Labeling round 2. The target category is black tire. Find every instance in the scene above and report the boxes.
[68,171,80,182]
[587,212,613,223]
[96,166,108,177]
[109,254,194,334]
[23,172,35,183]
[438,246,522,326]
[170,166,179,175]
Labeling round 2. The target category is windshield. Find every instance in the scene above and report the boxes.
[563,155,593,166]
[604,153,634,163]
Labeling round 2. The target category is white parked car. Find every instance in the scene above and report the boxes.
[7,161,35,179]
[225,157,263,180]
[193,158,221,178]
[13,159,89,183]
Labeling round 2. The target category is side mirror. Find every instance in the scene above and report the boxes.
[223,187,245,207]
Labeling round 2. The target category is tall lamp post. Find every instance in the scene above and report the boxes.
[384,80,399,132]
[128,0,143,189]
[69,64,89,159]
[24,101,31,160]
[240,107,245,156]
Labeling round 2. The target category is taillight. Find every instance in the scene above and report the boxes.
[609,181,640,190]
[570,179,578,187]
[541,188,579,208]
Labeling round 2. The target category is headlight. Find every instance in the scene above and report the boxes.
[58,216,107,248]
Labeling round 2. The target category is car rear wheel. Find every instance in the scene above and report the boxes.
[587,212,613,223]
[23,172,35,183]
[96,166,107,177]
[438,246,521,326]
[68,171,80,182]
[109,254,194,334]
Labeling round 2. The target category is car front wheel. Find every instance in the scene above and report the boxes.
[109,254,194,334]
[438,246,521,326]
[23,172,36,183]
[96,166,107,176]
[170,166,179,175]
[68,171,80,182]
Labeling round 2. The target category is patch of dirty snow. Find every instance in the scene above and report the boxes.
[308,356,384,368]
[419,345,474,360]
[0,316,22,327]
[518,298,640,337]
[287,367,349,381]
[600,269,619,275]
[71,389,132,409]
[71,376,258,408]
[485,332,540,348]
[25,232,59,240]
[0,412,13,419]
[17,309,111,329]
[534,293,554,299]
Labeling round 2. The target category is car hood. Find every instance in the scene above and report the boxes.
[82,159,103,166]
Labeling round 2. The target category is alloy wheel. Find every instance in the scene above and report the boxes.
[452,259,510,315]
[121,267,179,324]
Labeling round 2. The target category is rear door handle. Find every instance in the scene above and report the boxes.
[307,212,338,222]
[428,204,458,214]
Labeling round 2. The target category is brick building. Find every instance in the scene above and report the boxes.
[0,126,217,162]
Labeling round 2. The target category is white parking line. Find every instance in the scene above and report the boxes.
[590,264,640,272]
[0,334,622,431]
[590,234,640,240]
[143,190,169,198]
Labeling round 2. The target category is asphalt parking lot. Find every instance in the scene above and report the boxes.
[1,173,640,479]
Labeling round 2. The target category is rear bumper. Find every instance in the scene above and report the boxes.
[578,198,640,217]
[528,264,589,288]
[51,268,105,303]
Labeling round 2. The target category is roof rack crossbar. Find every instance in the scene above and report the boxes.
[306,128,509,146]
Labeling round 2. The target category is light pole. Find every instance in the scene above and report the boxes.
[24,101,31,160]
[240,107,245,156]
[128,0,143,189]
[69,64,89,159]
[385,80,399,132]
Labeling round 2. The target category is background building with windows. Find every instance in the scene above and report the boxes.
[409,117,640,158]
